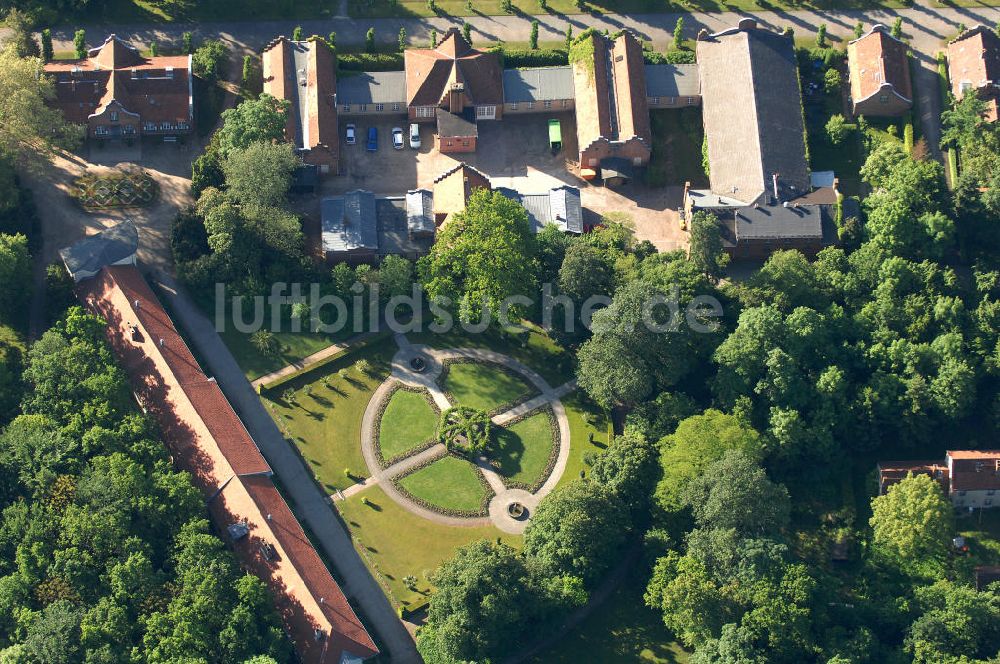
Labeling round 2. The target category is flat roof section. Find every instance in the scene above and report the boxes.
[502,66,574,103]
[337,70,407,105]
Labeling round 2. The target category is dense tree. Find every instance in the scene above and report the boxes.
[588,430,659,515]
[222,141,299,207]
[0,233,30,321]
[419,189,538,323]
[906,580,1000,664]
[2,9,39,57]
[558,241,613,302]
[523,481,628,585]
[687,211,726,279]
[417,540,540,664]
[869,473,953,576]
[654,410,763,513]
[0,47,81,165]
[0,325,24,423]
[214,94,290,158]
[191,39,229,82]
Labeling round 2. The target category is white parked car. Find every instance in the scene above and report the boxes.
[409,123,421,149]
[345,123,356,145]
[391,127,405,150]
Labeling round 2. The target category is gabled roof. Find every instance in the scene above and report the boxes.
[404,28,503,107]
[262,37,338,157]
[496,185,584,234]
[731,203,823,240]
[432,162,492,219]
[502,66,574,103]
[948,25,1000,120]
[877,460,950,494]
[572,31,651,151]
[847,24,913,105]
[321,190,379,253]
[406,189,435,235]
[947,450,1000,492]
[696,19,811,205]
[79,266,378,664]
[45,34,192,127]
[59,219,138,281]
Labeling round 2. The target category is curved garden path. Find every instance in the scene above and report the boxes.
[357,334,574,534]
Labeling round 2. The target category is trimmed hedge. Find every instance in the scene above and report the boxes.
[338,52,404,72]
[489,46,568,68]
[438,406,492,453]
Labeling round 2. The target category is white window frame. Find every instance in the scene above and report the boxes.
[527,101,535,110]
[109,110,119,122]
[543,100,552,109]
[359,103,367,112]
[475,105,496,119]
[650,97,659,106]
[391,102,400,111]
[416,105,435,118]
[375,103,384,112]
[510,102,518,111]
[342,104,350,113]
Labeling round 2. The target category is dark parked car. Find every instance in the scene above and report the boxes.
[366,127,378,152]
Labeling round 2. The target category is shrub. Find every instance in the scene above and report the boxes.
[338,52,404,72]
[463,22,472,46]
[41,29,53,61]
[292,25,303,41]
[646,49,695,65]
[500,0,513,12]
[149,40,159,57]
[826,114,852,145]
[438,406,492,453]
[816,23,827,48]
[73,29,86,59]
[398,27,407,52]
[182,31,193,54]
[192,39,229,82]
[823,67,842,94]
[366,27,376,53]
[530,20,539,50]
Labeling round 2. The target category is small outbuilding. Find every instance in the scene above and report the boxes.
[59,219,139,282]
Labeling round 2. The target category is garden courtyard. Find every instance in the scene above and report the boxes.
[257,323,610,613]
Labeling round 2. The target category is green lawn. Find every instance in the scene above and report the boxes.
[262,337,397,492]
[442,361,536,413]
[340,485,516,608]
[559,392,611,489]
[645,108,707,188]
[379,388,438,463]
[397,456,489,513]
[958,510,1000,568]
[408,321,574,387]
[493,410,556,487]
[531,567,690,663]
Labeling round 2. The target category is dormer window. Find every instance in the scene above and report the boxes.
[109,111,118,122]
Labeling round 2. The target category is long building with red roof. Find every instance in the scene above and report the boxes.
[78,265,378,664]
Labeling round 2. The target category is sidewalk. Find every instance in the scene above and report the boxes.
[250,331,372,389]
[149,271,422,664]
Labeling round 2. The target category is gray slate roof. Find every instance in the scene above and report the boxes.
[59,219,138,280]
[336,71,406,105]
[496,185,584,234]
[644,64,700,97]
[732,203,823,241]
[697,21,811,205]
[376,198,435,256]
[502,66,574,103]
[406,189,435,236]
[321,191,378,253]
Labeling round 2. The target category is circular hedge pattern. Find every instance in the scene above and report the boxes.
[437,406,492,454]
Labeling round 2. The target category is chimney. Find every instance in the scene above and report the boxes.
[449,82,465,114]
[738,18,757,31]
[772,173,780,201]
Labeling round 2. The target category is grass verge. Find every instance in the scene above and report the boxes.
[559,391,611,489]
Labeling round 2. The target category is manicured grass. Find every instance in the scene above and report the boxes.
[559,391,610,489]
[443,361,535,413]
[339,485,516,608]
[221,325,349,381]
[397,456,489,513]
[645,108,707,188]
[408,321,574,386]
[262,337,397,492]
[493,410,556,487]
[530,567,690,664]
[379,389,438,463]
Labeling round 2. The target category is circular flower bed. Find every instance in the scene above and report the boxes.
[437,406,492,454]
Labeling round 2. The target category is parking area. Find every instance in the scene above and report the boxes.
[322,112,686,252]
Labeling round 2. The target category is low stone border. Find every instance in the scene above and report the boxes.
[390,453,495,518]
[492,406,560,493]
[438,357,541,417]
[371,382,440,469]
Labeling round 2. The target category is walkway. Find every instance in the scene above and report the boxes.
[250,331,371,389]
[358,335,575,533]
[149,271,422,664]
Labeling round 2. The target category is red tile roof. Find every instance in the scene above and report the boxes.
[948,450,1000,492]
[877,460,949,494]
[78,266,377,664]
[948,26,1000,122]
[847,24,913,105]
[404,28,503,108]
[44,34,192,130]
